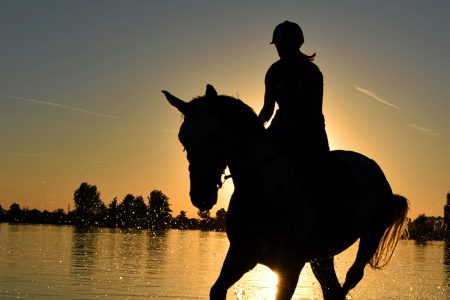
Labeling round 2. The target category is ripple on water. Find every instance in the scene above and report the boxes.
[0,224,448,299]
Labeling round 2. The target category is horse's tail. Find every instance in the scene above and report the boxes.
[369,194,409,269]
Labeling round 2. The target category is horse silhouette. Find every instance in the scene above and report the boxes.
[163,84,408,299]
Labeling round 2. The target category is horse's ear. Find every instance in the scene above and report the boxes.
[162,90,188,114]
[205,84,218,97]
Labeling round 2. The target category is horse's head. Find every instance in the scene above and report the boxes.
[163,84,227,212]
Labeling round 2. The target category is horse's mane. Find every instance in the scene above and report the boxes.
[188,94,265,135]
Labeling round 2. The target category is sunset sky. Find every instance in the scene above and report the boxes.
[1,1,448,219]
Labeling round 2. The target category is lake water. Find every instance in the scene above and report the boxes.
[0,223,448,299]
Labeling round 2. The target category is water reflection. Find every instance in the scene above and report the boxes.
[1,224,448,299]
[444,241,450,266]
[71,226,99,279]
[116,229,147,271]
[415,239,427,246]
[69,227,172,298]
[147,231,168,269]
[444,241,450,297]
[147,231,168,257]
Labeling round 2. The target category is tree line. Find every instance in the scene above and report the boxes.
[0,184,449,241]
[408,192,450,243]
[408,215,447,242]
[0,182,226,232]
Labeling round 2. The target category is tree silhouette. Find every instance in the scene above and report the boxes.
[8,203,24,223]
[26,209,42,223]
[0,205,4,222]
[445,192,450,242]
[73,182,103,226]
[215,208,227,231]
[148,190,172,230]
[107,197,119,228]
[51,209,66,224]
[198,210,213,230]
[407,214,446,242]
[118,194,148,228]
[413,214,431,242]
[174,210,189,229]
[198,210,210,219]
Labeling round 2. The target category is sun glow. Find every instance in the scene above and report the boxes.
[253,267,278,299]
[233,265,280,299]
[267,270,279,295]
[216,167,235,209]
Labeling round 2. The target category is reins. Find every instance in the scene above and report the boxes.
[218,148,283,188]
[219,173,232,188]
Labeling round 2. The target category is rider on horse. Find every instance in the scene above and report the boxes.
[258,21,329,165]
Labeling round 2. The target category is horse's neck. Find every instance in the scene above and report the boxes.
[226,131,279,186]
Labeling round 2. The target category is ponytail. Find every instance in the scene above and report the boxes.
[302,51,316,61]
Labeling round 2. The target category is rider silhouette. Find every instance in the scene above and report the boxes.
[258,21,329,162]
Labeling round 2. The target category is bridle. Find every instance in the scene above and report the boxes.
[182,106,283,192]
[219,172,232,188]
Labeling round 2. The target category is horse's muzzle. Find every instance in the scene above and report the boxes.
[190,188,218,212]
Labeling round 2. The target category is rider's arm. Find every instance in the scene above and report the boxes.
[258,69,276,125]
[259,89,275,125]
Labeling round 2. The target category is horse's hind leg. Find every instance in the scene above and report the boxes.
[311,257,345,300]
[210,245,257,300]
[342,229,385,295]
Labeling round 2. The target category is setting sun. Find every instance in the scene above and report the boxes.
[234,265,279,299]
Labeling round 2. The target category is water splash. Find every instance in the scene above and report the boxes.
[233,283,244,299]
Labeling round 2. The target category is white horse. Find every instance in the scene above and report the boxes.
[163,84,408,299]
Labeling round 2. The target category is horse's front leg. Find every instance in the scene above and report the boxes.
[210,245,257,300]
[275,262,304,300]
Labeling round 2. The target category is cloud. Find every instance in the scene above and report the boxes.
[406,123,439,136]
[2,95,118,119]
[354,86,439,137]
[107,125,176,133]
[0,152,47,158]
[354,85,402,110]
[89,159,105,164]
[49,121,176,134]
